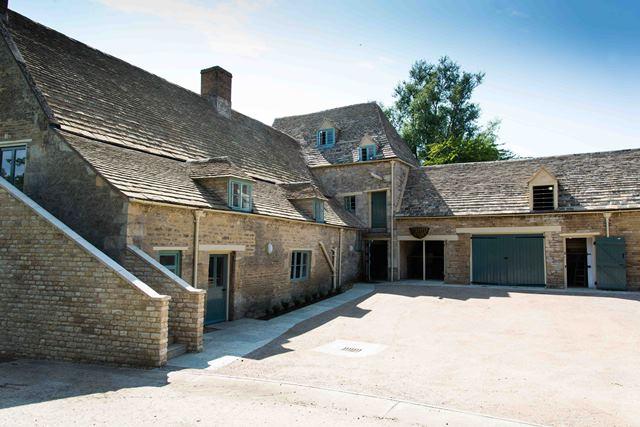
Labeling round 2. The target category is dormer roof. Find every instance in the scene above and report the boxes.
[279,182,328,201]
[187,157,254,181]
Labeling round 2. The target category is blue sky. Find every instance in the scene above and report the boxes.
[10,0,640,157]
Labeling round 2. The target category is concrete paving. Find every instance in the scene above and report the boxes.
[218,283,640,426]
[0,359,534,426]
[169,284,375,369]
[2,282,639,426]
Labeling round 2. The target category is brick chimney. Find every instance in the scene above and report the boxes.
[201,66,232,118]
[1,0,8,23]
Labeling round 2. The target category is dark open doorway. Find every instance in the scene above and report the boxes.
[401,240,445,281]
[368,240,388,281]
[405,241,423,279]
[566,238,588,288]
[425,241,445,280]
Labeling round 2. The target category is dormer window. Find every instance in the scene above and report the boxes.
[528,167,558,212]
[228,179,252,211]
[359,144,376,161]
[316,128,335,148]
[313,199,325,223]
[532,185,555,211]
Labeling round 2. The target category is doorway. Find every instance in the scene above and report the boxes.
[368,240,388,281]
[206,254,228,324]
[425,241,445,280]
[566,238,588,288]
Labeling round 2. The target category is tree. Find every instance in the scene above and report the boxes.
[384,56,514,164]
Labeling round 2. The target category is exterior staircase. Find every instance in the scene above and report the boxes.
[167,335,187,360]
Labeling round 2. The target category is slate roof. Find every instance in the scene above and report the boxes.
[273,103,419,167]
[3,11,310,184]
[62,131,359,227]
[399,149,640,217]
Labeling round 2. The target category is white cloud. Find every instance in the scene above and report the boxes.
[96,0,271,57]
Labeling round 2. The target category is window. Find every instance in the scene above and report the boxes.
[316,128,335,148]
[159,251,181,276]
[313,199,325,223]
[290,251,310,280]
[532,185,555,211]
[344,195,356,213]
[1,146,26,190]
[228,180,252,211]
[359,144,376,161]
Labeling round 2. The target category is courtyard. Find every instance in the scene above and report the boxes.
[1,283,639,426]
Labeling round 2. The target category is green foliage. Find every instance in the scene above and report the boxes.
[384,56,514,164]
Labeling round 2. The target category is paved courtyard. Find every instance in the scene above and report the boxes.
[2,283,639,426]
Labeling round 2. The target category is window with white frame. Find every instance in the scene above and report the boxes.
[290,250,310,280]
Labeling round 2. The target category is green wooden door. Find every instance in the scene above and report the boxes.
[370,191,387,229]
[595,237,626,290]
[206,254,228,324]
[472,235,545,286]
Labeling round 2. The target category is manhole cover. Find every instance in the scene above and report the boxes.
[315,340,385,358]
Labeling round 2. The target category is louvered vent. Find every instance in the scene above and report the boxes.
[533,185,555,211]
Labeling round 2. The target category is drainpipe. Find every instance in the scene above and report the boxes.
[192,210,204,287]
[338,228,343,288]
[390,160,395,281]
[603,212,612,237]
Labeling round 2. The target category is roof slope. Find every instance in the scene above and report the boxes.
[4,11,309,183]
[62,131,359,227]
[273,102,418,167]
[400,149,640,217]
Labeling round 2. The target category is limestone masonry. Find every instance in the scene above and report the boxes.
[1,8,639,366]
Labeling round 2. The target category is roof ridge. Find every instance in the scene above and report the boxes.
[273,102,377,122]
[421,147,640,169]
[7,10,212,110]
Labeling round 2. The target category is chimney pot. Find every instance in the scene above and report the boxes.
[201,66,232,118]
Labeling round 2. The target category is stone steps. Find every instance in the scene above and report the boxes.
[167,342,187,360]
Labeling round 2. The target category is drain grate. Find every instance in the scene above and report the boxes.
[315,340,386,358]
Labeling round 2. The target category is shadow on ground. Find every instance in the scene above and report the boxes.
[1,283,638,410]
[0,358,174,410]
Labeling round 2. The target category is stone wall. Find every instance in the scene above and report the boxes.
[396,211,640,290]
[0,181,169,366]
[312,161,392,229]
[127,202,361,319]
[123,246,205,352]
[1,34,129,260]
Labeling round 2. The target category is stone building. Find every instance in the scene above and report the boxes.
[1,7,639,366]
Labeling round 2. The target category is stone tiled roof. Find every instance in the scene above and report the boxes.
[273,102,419,167]
[187,157,253,181]
[62,131,360,227]
[3,11,362,228]
[4,11,310,184]
[399,149,640,217]
[279,182,327,200]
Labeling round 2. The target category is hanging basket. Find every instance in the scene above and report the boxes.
[409,226,430,239]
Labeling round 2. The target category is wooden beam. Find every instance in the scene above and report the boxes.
[319,242,335,273]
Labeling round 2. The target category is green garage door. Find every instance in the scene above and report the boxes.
[472,235,545,286]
